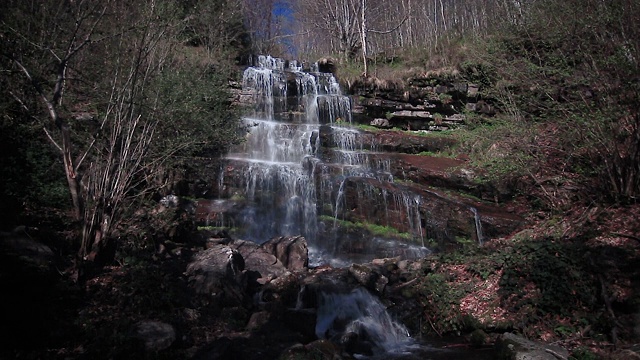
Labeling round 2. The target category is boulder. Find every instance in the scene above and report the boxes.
[317,57,337,74]
[0,226,54,267]
[186,244,247,305]
[134,320,176,352]
[280,339,352,360]
[234,239,288,281]
[495,332,569,360]
[261,236,309,271]
[370,118,391,128]
[348,263,388,294]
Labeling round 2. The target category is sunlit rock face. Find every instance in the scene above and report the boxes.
[195,55,523,265]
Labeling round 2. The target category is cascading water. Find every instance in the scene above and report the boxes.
[218,55,429,263]
[471,207,484,245]
[316,287,414,356]
[212,56,498,359]
[222,55,352,247]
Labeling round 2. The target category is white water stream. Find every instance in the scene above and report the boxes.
[213,55,490,358]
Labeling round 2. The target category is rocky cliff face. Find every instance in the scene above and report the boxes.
[349,72,495,131]
[180,60,523,261]
[310,71,523,251]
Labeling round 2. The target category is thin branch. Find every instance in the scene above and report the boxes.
[43,127,63,152]
[368,15,409,34]
[267,30,311,42]
[8,91,31,112]
[11,58,59,125]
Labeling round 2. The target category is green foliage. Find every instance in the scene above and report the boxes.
[0,0,246,258]
[497,238,598,319]
[413,233,604,338]
[415,272,475,335]
[460,61,495,88]
[454,118,537,183]
[0,98,68,228]
[151,63,243,161]
[570,347,599,360]
[335,59,366,86]
[458,0,640,202]
[319,216,413,241]
[437,94,453,104]
[352,123,382,132]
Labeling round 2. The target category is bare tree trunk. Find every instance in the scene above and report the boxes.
[361,0,368,76]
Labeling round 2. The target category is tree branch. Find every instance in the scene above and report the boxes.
[11,58,59,125]
[43,127,63,152]
[368,15,409,34]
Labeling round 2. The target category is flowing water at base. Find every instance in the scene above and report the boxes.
[315,287,496,359]
[224,56,491,359]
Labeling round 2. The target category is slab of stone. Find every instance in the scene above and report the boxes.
[495,332,569,360]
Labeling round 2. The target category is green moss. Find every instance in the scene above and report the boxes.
[320,216,414,241]
[196,225,230,231]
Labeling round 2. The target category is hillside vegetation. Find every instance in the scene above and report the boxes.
[332,1,640,357]
[1,0,638,359]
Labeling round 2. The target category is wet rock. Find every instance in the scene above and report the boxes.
[246,310,272,331]
[495,332,569,360]
[283,308,318,342]
[260,271,301,307]
[185,244,247,305]
[234,239,288,281]
[340,331,374,356]
[370,118,391,128]
[348,263,388,294]
[134,320,176,351]
[261,235,309,271]
[280,339,352,360]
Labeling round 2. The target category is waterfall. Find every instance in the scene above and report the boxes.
[471,207,484,245]
[394,192,425,247]
[316,287,413,355]
[223,55,351,246]
[220,55,432,262]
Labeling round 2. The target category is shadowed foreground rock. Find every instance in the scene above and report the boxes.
[134,320,176,352]
[186,244,248,306]
[495,333,569,360]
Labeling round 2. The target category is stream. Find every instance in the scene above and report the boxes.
[216,55,495,359]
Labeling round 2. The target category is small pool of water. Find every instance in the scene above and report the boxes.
[360,340,496,360]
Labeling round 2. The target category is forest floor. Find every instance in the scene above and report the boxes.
[1,202,639,359]
[410,201,640,359]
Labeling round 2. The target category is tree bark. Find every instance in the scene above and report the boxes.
[361,0,368,76]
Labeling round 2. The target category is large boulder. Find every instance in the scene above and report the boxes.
[186,244,248,305]
[280,340,352,360]
[316,57,337,74]
[234,239,289,282]
[348,263,388,294]
[261,236,309,271]
[0,226,55,267]
[495,332,569,360]
[134,320,176,352]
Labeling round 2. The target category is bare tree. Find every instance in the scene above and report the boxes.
[291,0,526,62]
[78,3,175,261]
[2,0,243,264]
[6,1,109,222]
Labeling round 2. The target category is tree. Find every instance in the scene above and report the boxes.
[1,0,244,264]
[290,0,530,63]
